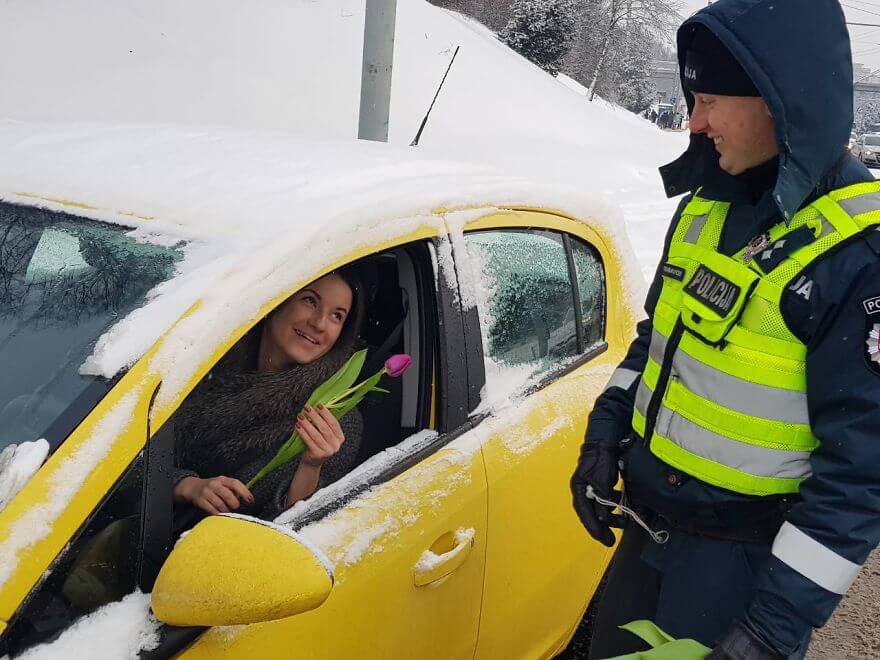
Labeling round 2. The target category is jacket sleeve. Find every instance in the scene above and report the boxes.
[745,256,880,655]
[584,195,691,448]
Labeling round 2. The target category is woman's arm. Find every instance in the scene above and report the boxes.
[285,461,324,506]
[283,404,346,507]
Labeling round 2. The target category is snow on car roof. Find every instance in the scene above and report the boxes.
[0,122,620,242]
[0,122,645,388]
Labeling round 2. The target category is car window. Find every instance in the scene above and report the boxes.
[0,202,184,455]
[865,135,880,146]
[570,237,606,349]
[464,229,579,379]
[0,453,146,656]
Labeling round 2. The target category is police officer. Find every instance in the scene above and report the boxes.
[571,1,880,658]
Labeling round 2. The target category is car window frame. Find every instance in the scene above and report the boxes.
[458,225,609,414]
[0,381,172,656]
[142,236,477,657]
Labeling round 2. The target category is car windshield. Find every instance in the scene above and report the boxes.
[865,135,880,146]
[0,201,183,454]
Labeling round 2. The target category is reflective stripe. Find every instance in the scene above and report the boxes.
[835,191,880,218]
[684,214,708,244]
[657,406,813,480]
[634,379,652,417]
[649,328,666,365]
[672,347,810,424]
[819,217,835,239]
[604,367,640,392]
[772,522,861,595]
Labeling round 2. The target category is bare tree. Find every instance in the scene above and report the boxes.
[585,0,681,100]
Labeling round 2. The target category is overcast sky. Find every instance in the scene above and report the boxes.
[677,0,880,74]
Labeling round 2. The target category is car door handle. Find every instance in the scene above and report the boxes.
[413,528,475,587]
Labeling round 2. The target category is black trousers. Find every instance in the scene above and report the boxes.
[587,524,810,659]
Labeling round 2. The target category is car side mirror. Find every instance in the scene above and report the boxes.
[151,515,332,627]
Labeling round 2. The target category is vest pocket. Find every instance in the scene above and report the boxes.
[679,253,759,344]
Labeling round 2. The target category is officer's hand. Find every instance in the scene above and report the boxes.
[707,622,784,660]
[570,440,622,547]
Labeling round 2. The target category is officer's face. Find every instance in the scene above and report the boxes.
[689,93,778,175]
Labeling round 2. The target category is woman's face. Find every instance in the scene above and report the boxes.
[267,273,353,365]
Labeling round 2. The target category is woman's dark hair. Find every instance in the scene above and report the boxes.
[328,264,367,357]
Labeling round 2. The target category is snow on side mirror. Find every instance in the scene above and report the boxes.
[151,515,333,627]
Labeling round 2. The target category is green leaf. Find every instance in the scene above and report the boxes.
[245,349,370,489]
[369,386,390,395]
[246,432,306,488]
[307,349,367,407]
[602,621,710,660]
[602,638,711,660]
[330,370,385,417]
[618,621,675,649]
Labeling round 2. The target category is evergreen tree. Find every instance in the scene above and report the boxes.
[614,31,655,113]
[500,0,577,76]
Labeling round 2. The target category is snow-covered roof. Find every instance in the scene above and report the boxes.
[0,121,627,244]
[0,122,645,383]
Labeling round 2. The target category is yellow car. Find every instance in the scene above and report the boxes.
[0,125,640,658]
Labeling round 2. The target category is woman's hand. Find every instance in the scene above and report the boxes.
[174,475,255,515]
[296,404,346,468]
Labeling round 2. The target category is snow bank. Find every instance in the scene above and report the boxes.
[0,0,684,251]
[0,0,687,388]
[0,391,141,589]
[13,591,160,660]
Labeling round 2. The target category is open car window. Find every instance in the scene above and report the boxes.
[0,236,468,658]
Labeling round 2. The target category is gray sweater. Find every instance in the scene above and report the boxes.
[171,329,363,520]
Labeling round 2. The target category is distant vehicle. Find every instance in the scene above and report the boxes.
[856,133,880,168]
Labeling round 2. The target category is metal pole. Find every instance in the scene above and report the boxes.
[358,0,398,142]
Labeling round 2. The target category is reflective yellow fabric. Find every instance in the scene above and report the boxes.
[633,182,880,495]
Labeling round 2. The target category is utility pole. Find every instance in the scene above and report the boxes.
[358,0,398,142]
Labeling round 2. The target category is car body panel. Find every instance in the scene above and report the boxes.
[460,210,625,659]
[0,212,444,629]
[475,368,617,660]
[180,441,488,659]
[0,361,158,624]
[0,195,633,656]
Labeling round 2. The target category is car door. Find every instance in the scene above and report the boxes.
[161,236,489,660]
[458,211,631,659]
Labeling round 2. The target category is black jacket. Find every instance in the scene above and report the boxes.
[585,0,880,654]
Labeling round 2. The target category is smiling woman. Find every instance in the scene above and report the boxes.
[171,267,367,521]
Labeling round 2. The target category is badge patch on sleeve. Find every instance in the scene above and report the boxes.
[867,324,880,374]
[865,295,880,374]
[685,265,741,316]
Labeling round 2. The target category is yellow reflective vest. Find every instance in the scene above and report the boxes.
[633,181,880,496]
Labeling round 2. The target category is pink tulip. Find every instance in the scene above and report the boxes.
[385,354,412,378]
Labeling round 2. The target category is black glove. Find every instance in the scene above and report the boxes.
[707,622,785,660]
[570,439,624,547]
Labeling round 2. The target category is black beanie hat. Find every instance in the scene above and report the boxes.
[683,25,759,97]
